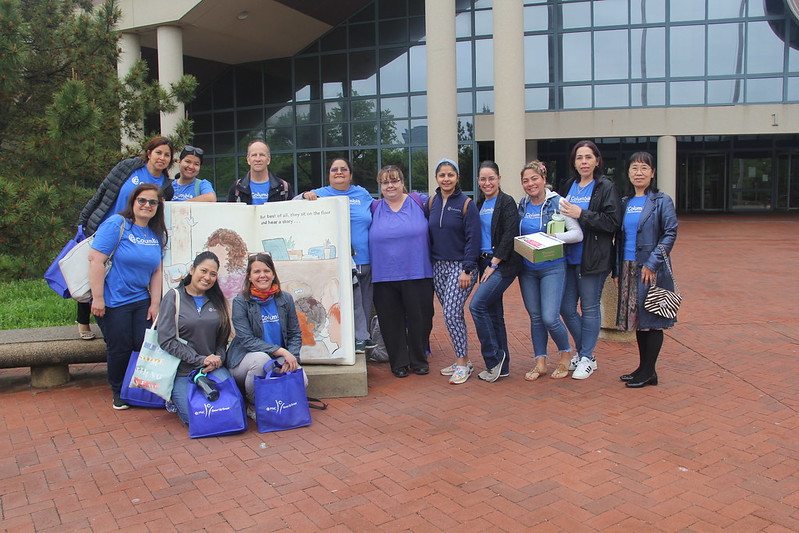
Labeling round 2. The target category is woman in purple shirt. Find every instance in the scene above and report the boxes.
[369,165,433,378]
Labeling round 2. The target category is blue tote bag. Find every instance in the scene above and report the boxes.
[187,369,247,438]
[254,360,311,433]
[120,351,166,408]
[44,226,86,298]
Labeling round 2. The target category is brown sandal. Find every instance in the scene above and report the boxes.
[550,363,569,379]
[77,324,96,341]
[524,367,547,381]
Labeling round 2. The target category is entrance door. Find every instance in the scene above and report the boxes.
[730,154,772,210]
[685,154,726,211]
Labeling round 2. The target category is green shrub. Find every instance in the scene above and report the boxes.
[0,279,75,329]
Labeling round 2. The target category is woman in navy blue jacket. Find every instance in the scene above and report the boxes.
[615,152,678,388]
[428,158,480,385]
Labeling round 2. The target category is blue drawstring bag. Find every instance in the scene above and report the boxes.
[254,360,311,433]
[120,351,166,408]
[187,369,247,438]
[44,226,86,298]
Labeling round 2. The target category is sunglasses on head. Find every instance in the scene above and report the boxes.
[136,197,159,207]
[183,145,204,156]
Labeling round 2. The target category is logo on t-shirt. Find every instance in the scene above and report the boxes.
[350,198,361,205]
[627,205,644,214]
[480,207,494,216]
[261,313,279,323]
[131,176,140,185]
[568,194,592,205]
[127,234,160,246]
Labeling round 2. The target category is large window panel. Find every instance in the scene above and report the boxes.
[562,32,592,82]
[379,49,409,94]
[456,41,473,89]
[351,122,378,146]
[746,78,783,103]
[409,45,427,91]
[670,26,706,77]
[476,90,494,113]
[410,94,427,117]
[457,92,473,115]
[350,98,377,121]
[294,56,320,102]
[381,119,408,145]
[380,96,409,118]
[266,106,293,128]
[296,125,321,149]
[562,1,591,30]
[455,11,472,39]
[213,132,234,155]
[322,54,347,99]
[594,83,629,108]
[237,108,263,132]
[746,21,786,74]
[457,117,473,141]
[524,5,549,32]
[263,126,292,151]
[296,152,320,192]
[409,119,427,144]
[708,1,746,20]
[593,0,628,27]
[352,148,379,193]
[630,82,665,106]
[474,9,492,36]
[524,34,550,84]
[263,59,292,105]
[670,80,705,105]
[379,19,408,46]
[475,39,494,86]
[594,29,628,80]
[630,0,666,24]
[788,77,799,101]
[214,111,234,131]
[295,103,320,125]
[381,147,409,177]
[324,123,347,147]
[324,101,347,123]
[562,85,592,109]
[525,87,551,110]
[707,79,741,104]
[631,27,666,78]
[350,51,377,96]
[707,24,744,76]
[670,0,705,22]
[235,66,262,107]
[349,22,376,48]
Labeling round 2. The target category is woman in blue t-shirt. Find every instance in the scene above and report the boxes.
[615,152,678,388]
[516,161,583,381]
[88,183,168,410]
[226,253,302,410]
[163,145,217,202]
[557,141,621,380]
[296,158,375,353]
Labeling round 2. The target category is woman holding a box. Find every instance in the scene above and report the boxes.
[615,152,678,388]
[516,161,583,381]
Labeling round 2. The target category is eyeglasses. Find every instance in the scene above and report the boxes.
[379,179,402,185]
[330,167,350,173]
[183,145,204,156]
[136,198,159,207]
[478,176,499,183]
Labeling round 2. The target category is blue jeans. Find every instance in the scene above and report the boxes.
[469,268,515,373]
[171,367,232,425]
[95,298,150,394]
[560,265,608,360]
[518,261,572,358]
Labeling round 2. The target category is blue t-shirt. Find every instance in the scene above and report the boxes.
[259,298,283,346]
[250,180,271,205]
[369,196,433,282]
[564,180,595,265]
[479,197,497,254]
[91,214,162,307]
[192,295,205,313]
[172,179,215,201]
[519,201,565,271]
[105,166,165,221]
[312,185,373,264]
[623,196,647,261]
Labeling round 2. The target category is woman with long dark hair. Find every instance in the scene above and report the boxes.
[615,152,678,387]
[158,251,232,423]
[558,141,621,380]
[88,183,168,409]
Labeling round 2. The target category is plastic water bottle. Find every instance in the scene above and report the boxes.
[193,372,219,401]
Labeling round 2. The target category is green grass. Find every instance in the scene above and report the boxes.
[0,279,77,330]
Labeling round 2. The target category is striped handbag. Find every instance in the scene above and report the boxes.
[643,245,681,319]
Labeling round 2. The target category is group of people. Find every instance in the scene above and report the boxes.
[76,134,678,420]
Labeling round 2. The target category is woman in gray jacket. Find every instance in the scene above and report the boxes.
[226,253,302,405]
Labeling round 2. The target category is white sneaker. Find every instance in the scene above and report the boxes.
[568,353,580,371]
[441,360,473,376]
[572,357,597,380]
[449,365,473,385]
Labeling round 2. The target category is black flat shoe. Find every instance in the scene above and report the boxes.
[626,374,658,388]
[392,367,409,378]
[620,373,637,382]
[412,367,429,375]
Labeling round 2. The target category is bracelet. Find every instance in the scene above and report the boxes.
[489,264,499,269]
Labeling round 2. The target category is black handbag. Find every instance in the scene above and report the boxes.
[643,245,681,319]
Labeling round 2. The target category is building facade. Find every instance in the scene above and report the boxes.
[118,0,799,210]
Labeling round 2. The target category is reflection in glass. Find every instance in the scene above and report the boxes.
[630,0,666,24]
[295,104,320,124]
[670,26,705,77]
[263,59,292,104]
[670,0,705,22]
[476,90,493,113]
[322,54,346,99]
[746,22,786,74]
[265,127,293,151]
[474,9,492,36]
[524,35,550,84]
[475,39,494,86]
[788,77,799,101]
[236,66,262,107]
[351,98,377,121]
[707,80,739,104]
[631,82,665,106]
[237,108,263,132]
[214,111,234,131]
[321,26,347,52]
[562,33,591,82]
[350,51,377,96]
[324,124,347,147]
[457,117,474,141]
[593,0,628,27]
[631,28,665,78]
[381,119,408,145]
[410,147,428,192]
[524,5,549,32]
[746,78,782,103]
[562,1,591,30]
[707,24,743,76]
[349,23,376,48]
[381,96,409,118]
[670,80,705,105]
[381,148,409,180]
[708,0,746,20]
[295,56,320,102]
[594,30,628,80]
[266,106,293,128]
[456,11,471,39]
[409,45,427,91]
[410,94,427,117]
[525,87,551,110]
[562,85,592,109]
[457,41,473,89]
[409,17,425,43]
[324,101,347,123]
[352,148,378,192]
[297,125,321,149]
[380,19,408,46]
[193,113,212,133]
[409,119,428,144]
[296,152,321,192]
[731,156,772,210]
[594,84,629,108]
[380,49,409,94]
[457,92,473,115]
[351,122,378,146]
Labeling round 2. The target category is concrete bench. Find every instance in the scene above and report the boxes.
[0,325,368,397]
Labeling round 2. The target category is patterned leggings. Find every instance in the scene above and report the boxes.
[433,260,476,359]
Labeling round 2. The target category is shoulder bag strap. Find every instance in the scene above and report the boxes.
[657,244,680,296]
[107,219,126,261]
[462,196,471,216]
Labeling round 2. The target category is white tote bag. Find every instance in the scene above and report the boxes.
[58,220,125,303]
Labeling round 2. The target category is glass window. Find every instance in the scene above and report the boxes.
[379,0,406,19]
[707,23,744,76]
[351,122,378,146]
[746,78,783,103]
[524,34,550,84]
[630,82,665,106]
[193,113,212,133]
[409,16,425,43]
[381,119,408,144]
[594,29,628,80]
[324,124,347,147]
[191,87,213,113]
[410,147,428,189]
[265,106,293,128]
[708,1,746,20]
[474,9,492,36]
[265,126,294,151]
[352,148,379,192]
[294,56,320,102]
[237,108,263,132]
[409,45,427,92]
[593,0,628,27]
[562,85,592,109]
[235,66,262,107]
[379,19,408,46]
[295,103,320,125]
[455,11,472,39]
[263,59,292,105]
[707,79,741,104]
[476,90,493,113]
[193,133,213,153]
[296,152,320,192]
[322,54,347,99]
[214,132,235,155]
[409,119,427,144]
[321,26,347,52]
[475,39,494,87]
[351,98,377,121]
[630,0,666,24]
[381,147,409,177]
[349,23,376,48]
[746,21,785,74]
[324,101,346,122]
[410,94,427,117]
[350,51,377,96]
[562,32,591,82]
[562,1,591,30]
[631,27,666,78]
[379,49,409,94]
[213,75,234,110]
[670,0,705,22]
[594,83,629,108]
[381,96,409,118]
[457,117,474,141]
[670,80,705,105]
[457,41,473,89]
[670,26,706,77]
[214,111,234,131]
[296,125,321,149]
[788,77,799,101]
[747,1,766,17]
[525,87,551,110]
[788,45,799,73]
[524,5,549,32]
[457,92,473,115]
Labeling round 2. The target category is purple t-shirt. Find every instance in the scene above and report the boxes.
[369,196,433,282]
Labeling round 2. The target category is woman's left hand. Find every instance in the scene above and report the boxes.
[274,348,299,372]
[458,271,472,289]
[203,354,222,372]
[641,266,656,286]
[480,266,495,283]
[147,301,160,322]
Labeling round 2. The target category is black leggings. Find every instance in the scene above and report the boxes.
[634,329,664,378]
[77,301,91,325]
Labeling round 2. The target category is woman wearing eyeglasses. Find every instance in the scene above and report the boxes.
[77,136,173,341]
[369,165,433,378]
[88,183,167,410]
[296,158,375,354]
[163,146,217,202]
[469,161,521,383]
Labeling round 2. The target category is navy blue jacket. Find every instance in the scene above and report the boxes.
[428,187,480,272]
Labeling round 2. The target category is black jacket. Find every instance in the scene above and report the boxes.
[78,157,146,235]
[559,175,621,275]
[476,191,521,277]
[226,170,292,204]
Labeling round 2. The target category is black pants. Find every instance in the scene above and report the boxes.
[634,329,664,378]
[95,298,151,394]
[77,301,91,325]
[373,278,434,372]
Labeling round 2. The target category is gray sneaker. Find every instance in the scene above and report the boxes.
[479,350,506,383]
[441,360,474,376]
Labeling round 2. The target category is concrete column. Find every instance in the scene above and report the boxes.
[425,0,457,194]
[118,33,141,149]
[525,139,538,164]
[157,25,184,137]
[657,135,677,203]
[492,1,525,200]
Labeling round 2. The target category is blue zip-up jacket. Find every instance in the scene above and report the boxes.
[428,187,480,272]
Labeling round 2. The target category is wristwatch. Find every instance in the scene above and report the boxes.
[489,263,499,269]
[463,269,472,275]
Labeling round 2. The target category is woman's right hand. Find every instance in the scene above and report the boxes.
[91,297,106,318]
[274,348,299,372]
[303,191,318,201]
